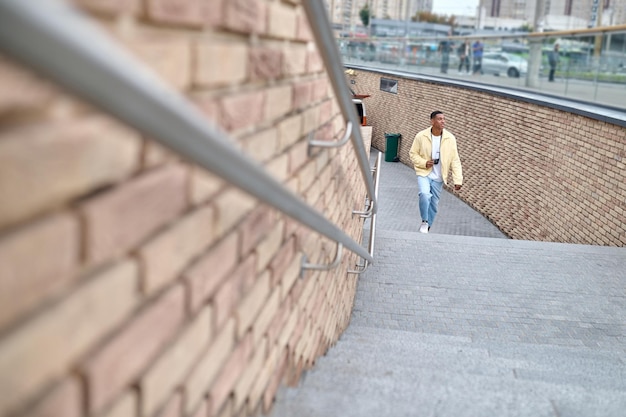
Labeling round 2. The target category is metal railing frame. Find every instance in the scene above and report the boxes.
[0,0,374,265]
[302,0,378,218]
[339,25,626,110]
[349,151,382,275]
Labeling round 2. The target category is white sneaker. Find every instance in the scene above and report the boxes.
[419,221,429,234]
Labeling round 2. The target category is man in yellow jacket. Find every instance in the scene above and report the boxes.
[409,110,463,234]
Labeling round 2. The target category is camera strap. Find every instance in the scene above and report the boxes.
[430,129,441,162]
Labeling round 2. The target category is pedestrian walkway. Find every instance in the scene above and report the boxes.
[268,150,626,417]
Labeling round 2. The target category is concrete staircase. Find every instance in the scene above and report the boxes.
[268,153,625,417]
[269,233,626,417]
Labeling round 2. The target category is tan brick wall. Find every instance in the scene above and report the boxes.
[0,1,371,417]
[348,69,626,246]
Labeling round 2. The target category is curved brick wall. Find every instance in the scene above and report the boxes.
[0,2,371,417]
[348,68,626,246]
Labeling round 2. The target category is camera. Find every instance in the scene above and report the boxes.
[432,158,439,165]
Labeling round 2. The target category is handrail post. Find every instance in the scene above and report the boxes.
[349,151,382,275]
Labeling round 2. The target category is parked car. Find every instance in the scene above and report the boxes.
[481,52,528,77]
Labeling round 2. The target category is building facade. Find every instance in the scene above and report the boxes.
[328,0,434,33]
[479,0,626,29]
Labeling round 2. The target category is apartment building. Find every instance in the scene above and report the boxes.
[328,0,433,32]
[481,0,626,29]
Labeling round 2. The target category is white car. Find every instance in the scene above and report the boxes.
[481,52,528,78]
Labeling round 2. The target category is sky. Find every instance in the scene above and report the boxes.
[432,0,479,17]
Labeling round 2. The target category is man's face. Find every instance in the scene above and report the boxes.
[431,114,445,131]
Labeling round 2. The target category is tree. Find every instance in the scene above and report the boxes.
[359,3,371,28]
[413,11,456,26]
[518,23,533,32]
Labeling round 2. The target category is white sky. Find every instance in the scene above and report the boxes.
[432,0,479,17]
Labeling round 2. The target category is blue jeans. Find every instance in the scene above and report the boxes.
[417,176,443,227]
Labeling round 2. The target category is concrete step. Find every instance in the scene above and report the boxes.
[337,326,626,391]
[270,325,626,417]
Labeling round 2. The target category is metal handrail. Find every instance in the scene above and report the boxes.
[0,0,373,264]
[349,151,382,275]
[301,0,377,217]
[339,23,626,42]
[301,243,343,274]
[308,121,353,149]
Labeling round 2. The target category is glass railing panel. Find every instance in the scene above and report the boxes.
[337,28,626,110]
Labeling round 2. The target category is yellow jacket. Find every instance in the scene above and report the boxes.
[409,127,463,186]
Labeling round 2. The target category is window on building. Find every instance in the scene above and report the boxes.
[380,78,398,94]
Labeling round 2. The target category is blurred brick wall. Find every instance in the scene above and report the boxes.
[349,69,626,246]
[0,1,372,417]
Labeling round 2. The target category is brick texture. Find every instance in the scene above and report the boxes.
[139,205,215,295]
[190,167,224,206]
[0,117,141,230]
[0,2,375,417]
[293,80,312,111]
[241,127,279,163]
[22,378,82,417]
[214,254,257,329]
[194,42,248,88]
[184,319,235,415]
[267,1,297,40]
[0,261,139,415]
[249,47,283,82]
[222,0,266,35]
[207,332,253,415]
[233,337,267,413]
[83,284,185,413]
[81,164,188,266]
[100,392,136,417]
[185,231,239,314]
[0,58,56,116]
[264,85,293,122]
[128,35,192,90]
[220,91,265,132]
[0,213,79,331]
[282,44,308,76]
[74,0,139,15]
[145,0,206,27]
[156,391,182,417]
[141,306,211,417]
[213,188,257,238]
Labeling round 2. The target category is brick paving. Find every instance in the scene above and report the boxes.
[269,150,626,417]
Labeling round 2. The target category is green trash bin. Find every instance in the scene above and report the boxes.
[384,133,401,162]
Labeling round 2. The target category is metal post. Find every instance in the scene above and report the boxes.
[526,0,544,88]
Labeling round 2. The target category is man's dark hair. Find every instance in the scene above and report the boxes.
[430,110,443,119]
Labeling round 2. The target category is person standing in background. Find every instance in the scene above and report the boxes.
[458,40,470,74]
[439,30,453,74]
[548,43,560,82]
[409,111,463,234]
[472,39,483,75]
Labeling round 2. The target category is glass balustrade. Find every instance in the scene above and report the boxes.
[337,28,626,110]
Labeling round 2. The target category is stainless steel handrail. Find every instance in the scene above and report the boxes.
[301,243,343,274]
[308,121,353,149]
[301,0,377,217]
[349,151,382,275]
[0,0,373,264]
